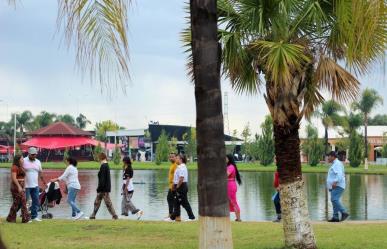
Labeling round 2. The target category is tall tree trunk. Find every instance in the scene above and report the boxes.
[190,1,233,248]
[324,126,329,154]
[274,123,317,249]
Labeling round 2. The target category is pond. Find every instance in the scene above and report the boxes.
[1,168,387,221]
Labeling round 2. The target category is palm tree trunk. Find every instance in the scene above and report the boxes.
[274,122,317,249]
[190,1,233,248]
[364,115,368,161]
[324,126,329,155]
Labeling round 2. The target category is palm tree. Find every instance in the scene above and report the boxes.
[76,114,91,129]
[16,110,33,135]
[56,114,76,126]
[32,111,57,129]
[316,100,344,155]
[209,1,386,248]
[353,88,383,167]
[190,1,232,248]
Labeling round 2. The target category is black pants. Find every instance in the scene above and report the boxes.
[273,192,281,215]
[167,189,175,215]
[170,183,195,220]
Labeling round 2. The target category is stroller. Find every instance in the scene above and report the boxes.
[39,182,62,219]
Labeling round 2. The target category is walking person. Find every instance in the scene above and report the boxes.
[89,153,118,220]
[272,170,281,222]
[6,155,31,223]
[166,153,178,219]
[226,154,242,222]
[121,157,143,219]
[166,154,195,222]
[50,157,83,220]
[23,147,46,222]
[326,151,349,222]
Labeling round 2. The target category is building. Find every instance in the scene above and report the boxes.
[300,125,387,163]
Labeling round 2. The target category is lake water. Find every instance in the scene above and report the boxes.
[1,168,387,221]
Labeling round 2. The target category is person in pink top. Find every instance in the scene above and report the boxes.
[226,154,242,222]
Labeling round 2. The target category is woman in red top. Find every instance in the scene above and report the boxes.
[226,154,242,222]
[6,155,30,223]
[273,171,281,222]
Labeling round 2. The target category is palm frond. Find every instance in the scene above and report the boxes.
[57,0,130,93]
[316,56,359,103]
[251,40,310,89]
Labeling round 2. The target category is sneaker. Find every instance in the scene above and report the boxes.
[27,220,32,223]
[32,218,42,222]
[184,218,196,222]
[272,218,281,223]
[88,216,95,220]
[235,219,242,222]
[135,210,144,220]
[75,212,84,220]
[164,217,175,222]
[341,212,349,221]
[328,218,340,222]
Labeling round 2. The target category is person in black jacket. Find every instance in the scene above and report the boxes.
[89,152,118,219]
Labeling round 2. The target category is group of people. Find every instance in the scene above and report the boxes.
[6,147,143,223]
[6,147,349,224]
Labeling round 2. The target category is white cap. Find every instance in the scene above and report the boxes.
[28,147,38,155]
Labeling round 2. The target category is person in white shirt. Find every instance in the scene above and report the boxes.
[166,154,195,222]
[121,157,143,219]
[23,147,46,222]
[50,157,83,220]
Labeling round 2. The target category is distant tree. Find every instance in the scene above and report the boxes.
[93,143,103,162]
[169,136,178,154]
[16,111,33,135]
[183,127,197,163]
[113,145,121,165]
[155,130,169,165]
[63,147,69,162]
[315,100,344,155]
[76,114,91,129]
[14,144,22,157]
[257,116,275,166]
[95,120,119,142]
[353,88,383,164]
[369,114,387,125]
[382,133,387,158]
[241,123,251,161]
[301,124,324,167]
[0,121,13,146]
[348,131,363,168]
[56,114,76,126]
[32,111,56,129]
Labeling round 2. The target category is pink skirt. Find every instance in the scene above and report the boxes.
[227,181,240,212]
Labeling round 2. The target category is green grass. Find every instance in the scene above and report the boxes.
[1,161,387,174]
[1,220,387,249]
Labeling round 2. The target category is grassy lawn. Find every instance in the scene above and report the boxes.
[1,161,387,174]
[1,220,387,249]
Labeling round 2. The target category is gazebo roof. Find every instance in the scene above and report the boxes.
[27,122,92,137]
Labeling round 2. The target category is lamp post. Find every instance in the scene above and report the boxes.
[13,113,17,156]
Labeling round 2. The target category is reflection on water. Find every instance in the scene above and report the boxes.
[1,168,387,221]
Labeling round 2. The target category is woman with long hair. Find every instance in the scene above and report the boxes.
[226,154,242,222]
[50,157,83,220]
[121,156,143,219]
[6,155,30,223]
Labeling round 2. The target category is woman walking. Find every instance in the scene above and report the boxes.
[272,170,281,222]
[50,157,83,220]
[6,155,30,223]
[89,153,118,220]
[121,157,143,219]
[167,154,195,222]
[226,154,242,222]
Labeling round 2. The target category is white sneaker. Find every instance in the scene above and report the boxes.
[27,220,32,223]
[75,212,84,220]
[135,210,143,220]
[184,218,196,222]
[32,218,42,222]
[163,217,175,222]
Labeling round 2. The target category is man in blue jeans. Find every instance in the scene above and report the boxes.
[326,151,349,222]
[23,147,46,222]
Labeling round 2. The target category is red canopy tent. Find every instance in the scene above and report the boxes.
[22,122,121,161]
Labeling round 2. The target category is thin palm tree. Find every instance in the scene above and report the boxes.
[193,1,386,248]
[316,100,344,155]
[353,88,383,167]
[190,1,233,248]
[16,110,33,135]
[76,114,91,129]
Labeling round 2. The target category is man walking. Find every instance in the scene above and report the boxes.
[165,153,178,220]
[326,151,349,222]
[23,147,46,222]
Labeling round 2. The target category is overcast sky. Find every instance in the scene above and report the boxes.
[1,1,386,136]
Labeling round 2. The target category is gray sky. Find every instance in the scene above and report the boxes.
[0,1,386,136]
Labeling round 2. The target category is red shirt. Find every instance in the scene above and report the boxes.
[11,164,25,189]
[273,171,279,188]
